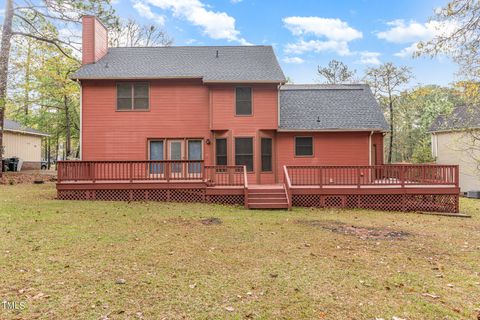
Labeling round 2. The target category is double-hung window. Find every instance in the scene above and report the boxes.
[235,87,252,115]
[235,138,253,172]
[295,137,313,156]
[117,83,149,111]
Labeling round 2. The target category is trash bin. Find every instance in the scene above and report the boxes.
[8,157,19,172]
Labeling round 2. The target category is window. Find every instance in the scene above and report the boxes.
[116,83,149,110]
[235,137,253,172]
[295,137,313,156]
[235,87,252,115]
[261,138,272,172]
[216,138,227,165]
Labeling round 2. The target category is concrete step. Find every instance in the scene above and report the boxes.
[248,203,289,209]
[248,197,288,204]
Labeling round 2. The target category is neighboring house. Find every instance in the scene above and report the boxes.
[430,105,480,193]
[71,16,388,184]
[4,119,49,170]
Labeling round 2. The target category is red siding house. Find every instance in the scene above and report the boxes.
[57,16,460,213]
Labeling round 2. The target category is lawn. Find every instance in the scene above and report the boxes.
[1,183,479,319]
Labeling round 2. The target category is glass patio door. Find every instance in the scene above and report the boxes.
[188,140,202,174]
[149,141,164,174]
[169,140,184,176]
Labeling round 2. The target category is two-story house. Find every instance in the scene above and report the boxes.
[72,16,387,185]
[57,16,460,213]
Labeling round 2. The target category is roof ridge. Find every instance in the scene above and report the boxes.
[108,45,271,49]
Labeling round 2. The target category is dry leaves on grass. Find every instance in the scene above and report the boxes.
[296,220,411,240]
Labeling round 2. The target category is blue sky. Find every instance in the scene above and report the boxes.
[111,0,459,86]
[2,0,460,86]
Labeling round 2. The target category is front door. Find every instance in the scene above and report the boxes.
[169,140,184,175]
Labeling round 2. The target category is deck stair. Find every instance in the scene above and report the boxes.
[247,185,289,209]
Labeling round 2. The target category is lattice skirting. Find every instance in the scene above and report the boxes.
[292,193,459,213]
[57,189,244,205]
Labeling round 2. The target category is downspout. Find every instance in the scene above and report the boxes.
[368,131,374,165]
[79,80,82,160]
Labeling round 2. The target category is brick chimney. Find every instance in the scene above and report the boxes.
[82,16,108,65]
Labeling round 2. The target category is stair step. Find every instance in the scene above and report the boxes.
[248,189,285,194]
[248,193,286,199]
[248,198,288,204]
[248,203,289,209]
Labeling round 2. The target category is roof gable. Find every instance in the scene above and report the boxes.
[72,46,286,83]
[279,84,389,131]
[5,119,49,136]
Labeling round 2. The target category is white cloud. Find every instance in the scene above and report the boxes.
[283,16,361,56]
[231,0,242,3]
[283,56,304,64]
[394,43,419,58]
[285,39,351,56]
[283,16,363,42]
[377,19,457,58]
[377,20,451,43]
[358,51,381,65]
[145,0,250,44]
[133,1,165,25]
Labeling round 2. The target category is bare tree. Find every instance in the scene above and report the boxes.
[416,0,480,79]
[109,19,173,47]
[364,63,413,163]
[317,59,356,84]
[0,0,117,176]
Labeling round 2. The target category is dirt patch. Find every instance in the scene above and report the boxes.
[1,171,57,185]
[296,220,410,240]
[200,217,222,225]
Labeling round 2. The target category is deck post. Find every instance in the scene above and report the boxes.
[356,167,360,188]
[129,162,133,182]
[455,165,459,187]
[400,166,405,188]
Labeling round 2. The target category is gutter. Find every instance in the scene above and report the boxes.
[4,129,50,137]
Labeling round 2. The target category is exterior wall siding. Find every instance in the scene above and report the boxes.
[276,131,371,181]
[82,79,384,185]
[433,131,480,192]
[4,131,43,162]
[81,79,212,163]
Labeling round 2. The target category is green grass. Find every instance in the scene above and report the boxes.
[1,183,480,319]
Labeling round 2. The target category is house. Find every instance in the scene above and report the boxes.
[3,119,49,170]
[430,105,480,193]
[56,16,460,213]
[72,16,387,184]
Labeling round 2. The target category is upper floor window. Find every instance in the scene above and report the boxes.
[117,83,149,111]
[295,137,313,156]
[235,87,252,116]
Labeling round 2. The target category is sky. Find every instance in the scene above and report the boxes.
[1,0,460,86]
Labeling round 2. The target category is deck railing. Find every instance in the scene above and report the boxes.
[57,160,246,186]
[283,165,292,210]
[286,164,459,187]
[204,165,245,186]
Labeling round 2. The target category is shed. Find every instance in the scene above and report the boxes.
[3,119,49,170]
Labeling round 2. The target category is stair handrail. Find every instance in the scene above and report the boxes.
[243,165,249,209]
[283,165,292,210]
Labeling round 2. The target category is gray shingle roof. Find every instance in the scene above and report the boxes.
[5,119,49,136]
[279,84,389,131]
[429,105,480,132]
[72,46,286,83]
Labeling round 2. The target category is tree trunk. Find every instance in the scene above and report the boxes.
[24,40,32,115]
[64,95,71,159]
[0,0,14,177]
[388,100,394,163]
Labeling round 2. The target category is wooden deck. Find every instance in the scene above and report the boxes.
[56,161,460,213]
